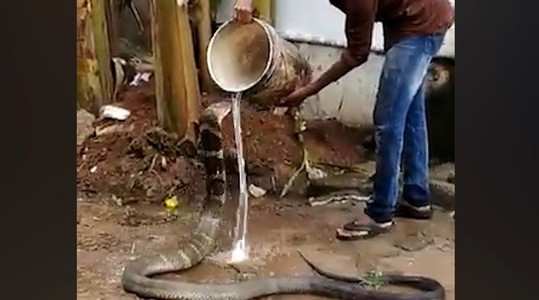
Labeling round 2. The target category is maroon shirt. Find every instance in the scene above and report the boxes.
[329,0,455,68]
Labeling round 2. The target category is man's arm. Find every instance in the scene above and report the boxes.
[279,4,376,106]
[309,11,375,93]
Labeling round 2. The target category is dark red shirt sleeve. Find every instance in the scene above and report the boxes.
[341,1,376,69]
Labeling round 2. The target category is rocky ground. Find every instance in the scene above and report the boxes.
[77,84,455,299]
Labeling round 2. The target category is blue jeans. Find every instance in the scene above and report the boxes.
[366,33,446,223]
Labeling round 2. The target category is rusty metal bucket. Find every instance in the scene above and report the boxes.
[207,19,312,107]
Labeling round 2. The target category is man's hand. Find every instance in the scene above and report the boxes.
[278,83,317,107]
[278,54,359,107]
[234,0,253,24]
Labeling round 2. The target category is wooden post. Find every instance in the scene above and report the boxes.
[77,0,114,113]
[193,0,213,93]
[106,0,120,56]
[151,0,201,140]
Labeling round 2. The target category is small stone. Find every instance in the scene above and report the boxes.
[95,124,134,136]
[437,242,453,253]
[161,156,167,169]
[112,195,123,206]
[394,236,434,252]
[430,163,455,182]
[90,166,98,173]
[430,180,455,210]
[76,109,95,146]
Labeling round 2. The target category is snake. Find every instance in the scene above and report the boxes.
[121,101,446,300]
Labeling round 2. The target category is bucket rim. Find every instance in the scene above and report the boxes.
[207,18,275,93]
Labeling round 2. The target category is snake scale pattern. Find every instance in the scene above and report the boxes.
[121,101,446,300]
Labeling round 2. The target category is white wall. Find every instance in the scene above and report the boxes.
[272,0,455,57]
[216,0,454,57]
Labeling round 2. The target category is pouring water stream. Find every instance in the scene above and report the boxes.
[229,92,249,263]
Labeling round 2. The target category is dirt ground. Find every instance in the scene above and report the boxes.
[77,85,454,299]
[77,194,454,300]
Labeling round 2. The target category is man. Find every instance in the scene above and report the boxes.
[234,0,454,240]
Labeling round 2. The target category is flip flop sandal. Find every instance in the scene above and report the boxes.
[395,201,433,220]
[336,220,394,241]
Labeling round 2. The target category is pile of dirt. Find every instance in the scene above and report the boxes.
[302,119,370,168]
[77,83,206,206]
[205,97,303,171]
[77,85,371,206]
[203,96,369,190]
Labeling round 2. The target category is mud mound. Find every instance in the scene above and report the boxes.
[77,84,206,206]
[204,96,368,174]
[202,96,370,194]
[77,87,370,206]
[302,120,370,167]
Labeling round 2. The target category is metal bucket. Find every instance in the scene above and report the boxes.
[207,19,312,107]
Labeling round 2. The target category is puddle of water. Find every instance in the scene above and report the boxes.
[230,93,250,263]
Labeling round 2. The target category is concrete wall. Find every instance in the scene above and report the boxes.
[297,45,385,128]
[272,0,455,128]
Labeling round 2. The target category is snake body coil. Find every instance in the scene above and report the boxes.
[121,102,446,300]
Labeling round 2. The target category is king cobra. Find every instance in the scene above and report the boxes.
[121,102,446,300]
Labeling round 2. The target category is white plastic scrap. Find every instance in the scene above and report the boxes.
[306,166,327,180]
[272,107,288,116]
[248,184,267,198]
[129,72,152,87]
[99,105,131,121]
